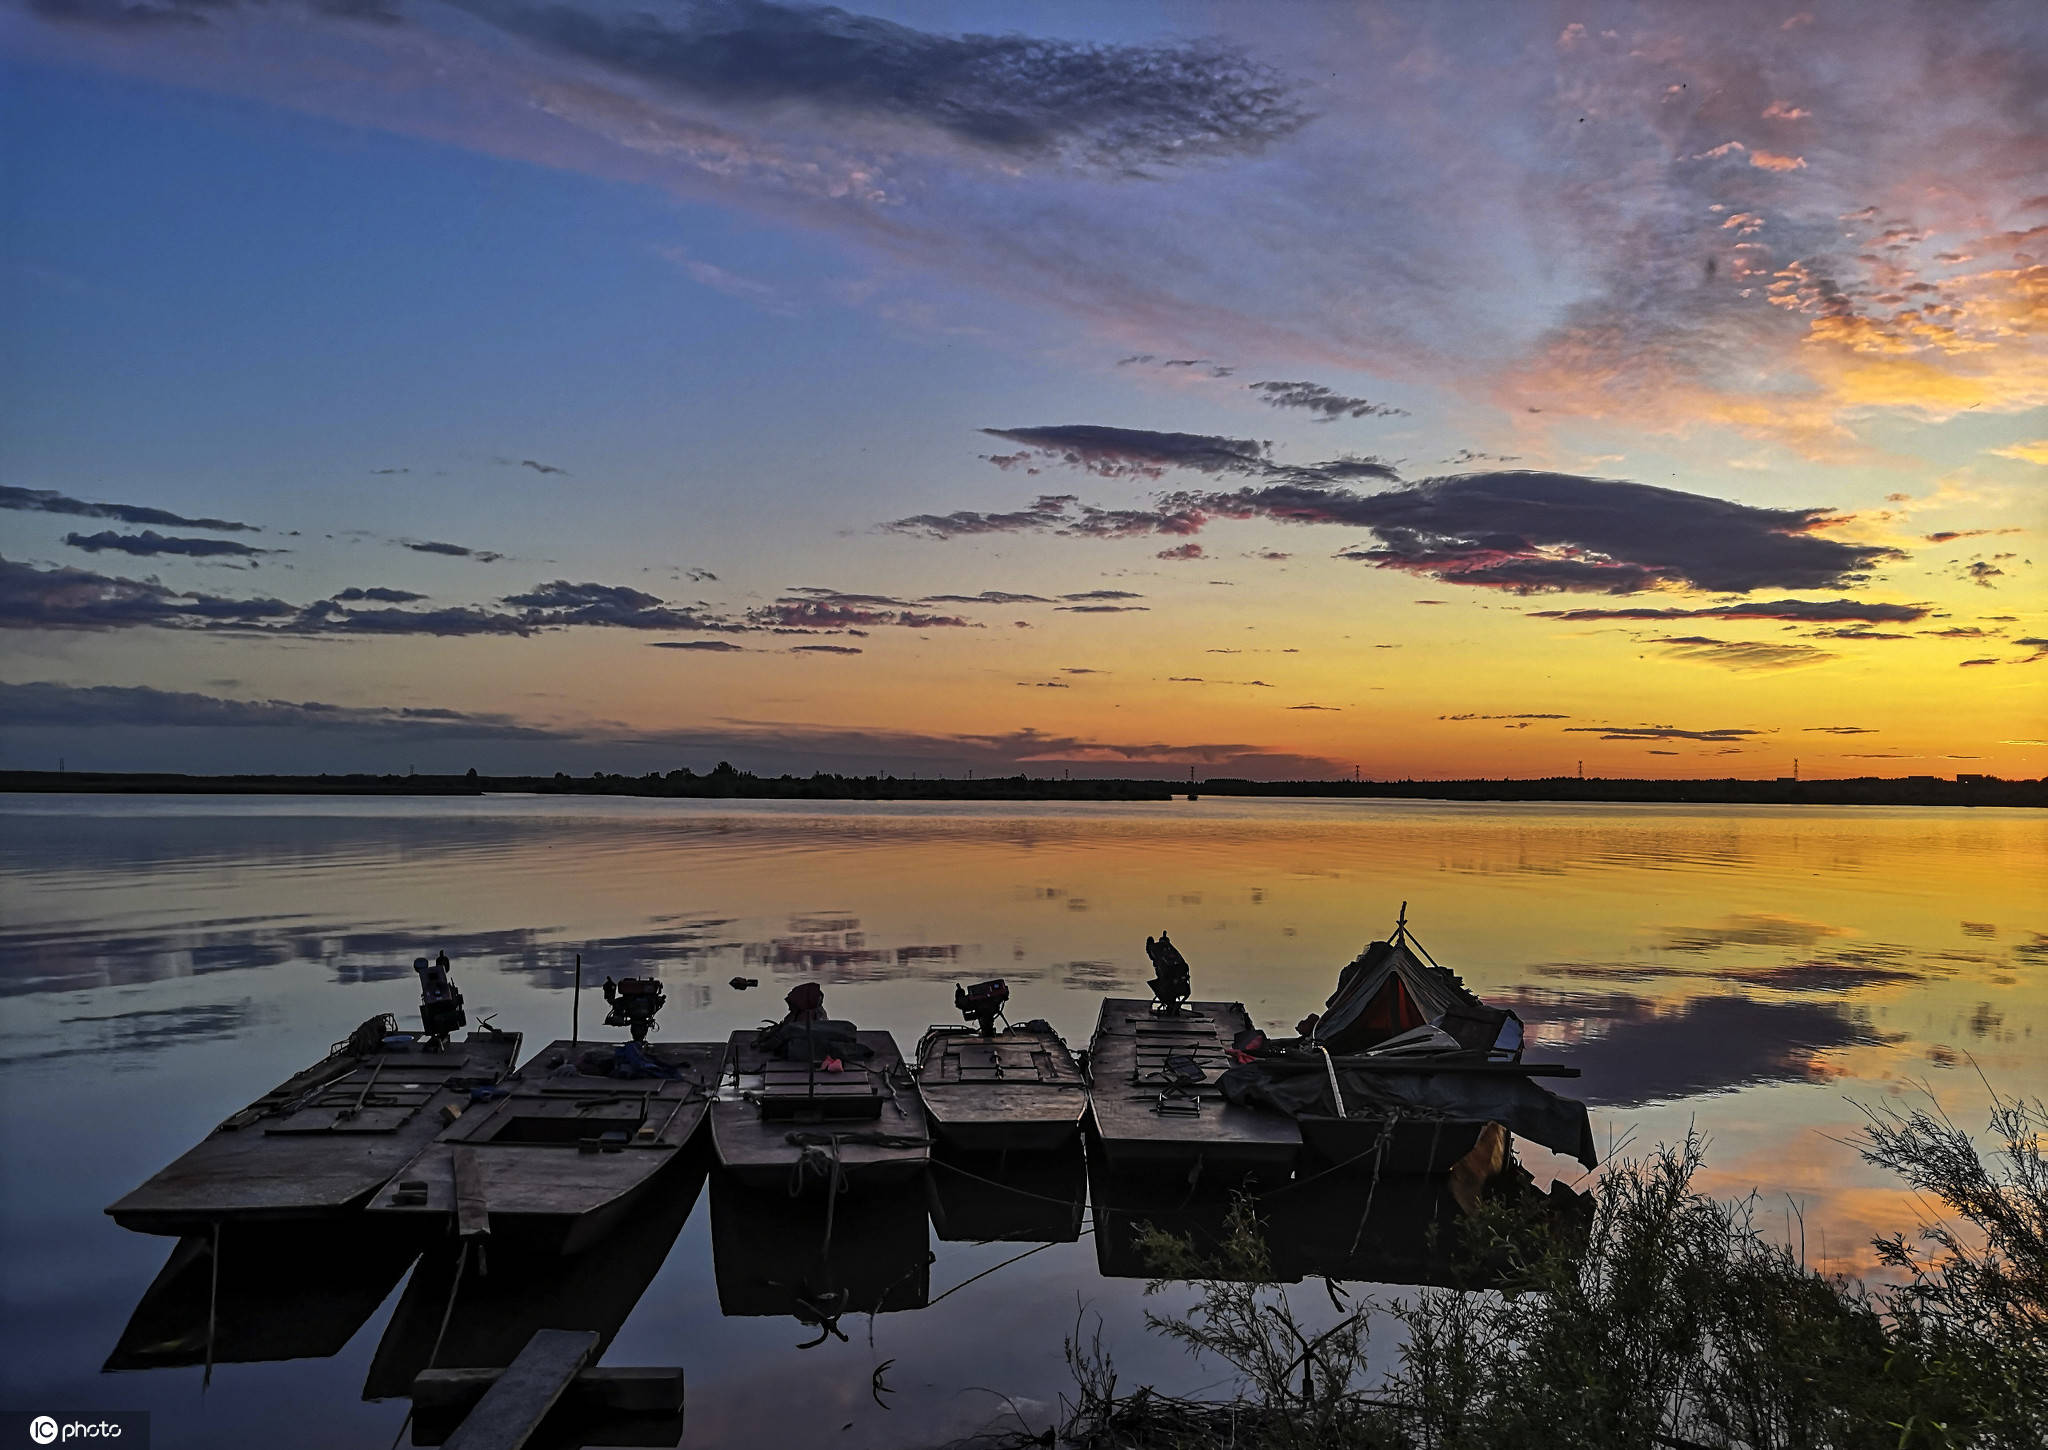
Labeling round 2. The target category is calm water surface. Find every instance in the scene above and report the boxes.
[1,795,2041,1447]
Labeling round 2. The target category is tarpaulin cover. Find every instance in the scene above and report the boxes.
[1218,1058,1598,1169]
[1313,940,1482,1054]
[752,1017,875,1064]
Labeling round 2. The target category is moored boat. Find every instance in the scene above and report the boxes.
[1083,934,1301,1183]
[106,959,522,1236]
[366,1034,721,1255]
[711,982,929,1192]
[913,978,1088,1153]
[1218,907,1597,1175]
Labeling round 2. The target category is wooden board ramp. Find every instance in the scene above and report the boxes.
[410,1327,685,1449]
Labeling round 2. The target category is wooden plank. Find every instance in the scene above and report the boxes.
[413,1366,683,1416]
[441,1328,598,1450]
[452,1146,489,1239]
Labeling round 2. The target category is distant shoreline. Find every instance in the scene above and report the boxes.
[3,769,2040,808]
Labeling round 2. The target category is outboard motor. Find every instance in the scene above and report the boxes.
[955,979,1011,1037]
[415,952,467,1048]
[1145,932,1192,1016]
[602,975,666,1042]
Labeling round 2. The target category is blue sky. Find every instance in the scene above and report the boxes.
[3,1,2043,777]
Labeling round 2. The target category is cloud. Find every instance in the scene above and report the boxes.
[685,568,719,583]
[445,0,1307,171]
[1959,656,1999,667]
[1056,604,1149,613]
[1156,542,1205,560]
[0,556,298,631]
[1231,472,1899,594]
[1287,703,1340,711]
[982,425,1273,480]
[1803,725,1875,735]
[1529,598,1927,623]
[1989,440,2048,466]
[1442,712,1571,721]
[63,529,271,559]
[0,680,557,740]
[503,579,746,631]
[520,458,568,475]
[790,644,862,654]
[747,594,969,628]
[919,590,1054,604]
[1925,528,2023,544]
[0,557,752,639]
[0,483,255,533]
[0,681,1349,778]
[649,639,746,651]
[1647,636,1833,671]
[335,586,428,603]
[895,463,1886,596]
[1808,627,1912,640]
[1246,381,1407,422]
[405,539,504,562]
[1564,724,1763,742]
[1061,589,1143,601]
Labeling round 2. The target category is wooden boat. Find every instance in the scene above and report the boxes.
[1084,993,1300,1183]
[912,986,1089,1152]
[106,1017,523,1236]
[711,1027,929,1192]
[366,1038,720,1255]
[1224,909,1597,1175]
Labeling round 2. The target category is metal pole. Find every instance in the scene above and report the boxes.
[571,953,581,1046]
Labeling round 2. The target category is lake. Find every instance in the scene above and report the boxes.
[1,795,2040,1448]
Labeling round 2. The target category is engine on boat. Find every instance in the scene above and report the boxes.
[954,978,1011,1037]
[602,975,667,1042]
[413,952,466,1047]
[1144,932,1192,1015]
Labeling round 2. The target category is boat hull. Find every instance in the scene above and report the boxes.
[1296,1113,1490,1176]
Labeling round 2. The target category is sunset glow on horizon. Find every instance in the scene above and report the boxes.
[2,0,2042,779]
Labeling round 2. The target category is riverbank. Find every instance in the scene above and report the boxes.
[3,768,2041,807]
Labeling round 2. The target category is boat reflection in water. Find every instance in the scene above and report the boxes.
[1089,1127,1588,1291]
[926,1142,1087,1244]
[104,1219,420,1373]
[708,1168,931,1343]
[364,1145,708,1448]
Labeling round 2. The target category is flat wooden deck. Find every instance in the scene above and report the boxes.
[106,1029,523,1233]
[914,1024,1087,1152]
[712,1029,928,1190]
[1085,998,1298,1179]
[367,1039,718,1250]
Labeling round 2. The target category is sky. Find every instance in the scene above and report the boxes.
[1,0,2044,779]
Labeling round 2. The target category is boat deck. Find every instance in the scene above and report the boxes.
[914,1023,1088,1152]
[106,1028,524,1234]
[367,1039,719,1252]
[1086,998,1299,1181]
[712,1029,928,1190]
